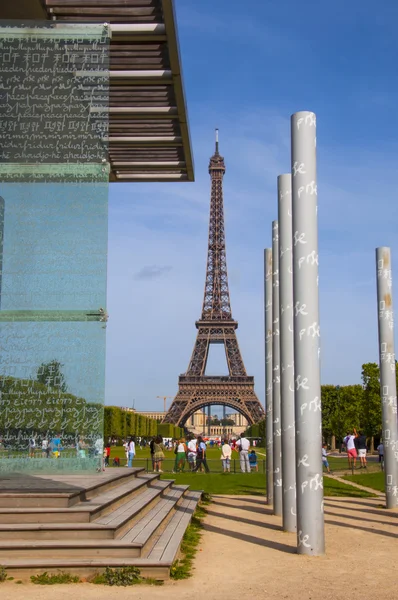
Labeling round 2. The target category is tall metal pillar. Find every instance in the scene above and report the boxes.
[272,221,282,516]
[208,405,211,436]
[265,248,273,504]
[376,247,398,508]
[278,174,296,532]
[291,111,324,555]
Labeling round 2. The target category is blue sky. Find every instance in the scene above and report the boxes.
[105,0,398,412]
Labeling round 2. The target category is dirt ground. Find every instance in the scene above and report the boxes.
[2,493,397,600]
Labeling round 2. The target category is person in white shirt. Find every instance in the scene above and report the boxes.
[187,437,197,471]
[236,434,251,473]
[128,437,136,468]
[221,439,232,472]
[344,430,357,469]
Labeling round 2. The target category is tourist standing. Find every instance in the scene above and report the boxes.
[128,437,136,468]
[221,438,232,473]
[322,443,331,474]
[344,430,358,470]
[249,448,258,472]
[41,437,49,458]
[104,443,111,467]
[29,437,36,458]
[357,431,367,469]
[236,433,250,473]
[123,440,129,466]
[175,439,187,472]
[153,435,165,473]
[194,436,210,473]
[50,434,61,458]
[149,436,155,470]
[187,437,197,471]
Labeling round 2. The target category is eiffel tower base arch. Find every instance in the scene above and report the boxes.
[163,377,264,427]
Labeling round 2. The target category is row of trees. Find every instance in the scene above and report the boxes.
[246,362,395,450]
[104,406,184,442]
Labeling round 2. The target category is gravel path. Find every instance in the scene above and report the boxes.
[2,493,397,600]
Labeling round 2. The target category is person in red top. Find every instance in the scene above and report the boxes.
[104,443,111,467]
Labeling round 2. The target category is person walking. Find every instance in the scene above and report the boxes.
[194,436,210,473]
[153,435,165,473]
[377,440,384,471]
[221,438,232,473]
[357,431,367,469]
[322,443,331,474]
[127,437,135,468]
[236,433,251,473]
[104,443,111,467]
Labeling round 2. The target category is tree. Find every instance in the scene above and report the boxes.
[37,360,67,392]
[361,362,382,451]
[221,418,235,426]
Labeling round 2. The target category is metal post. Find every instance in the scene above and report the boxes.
[208,405,211,436]
[376,247,398,508]
[291,111,324,555]
[265,248,274,505]
[278,174,296,532]
[272,221,282,516]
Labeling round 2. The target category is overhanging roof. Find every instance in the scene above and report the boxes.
[0,0,194,183]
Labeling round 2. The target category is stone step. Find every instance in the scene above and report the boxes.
[0,490,202,581]
[121,484,189,553]
[146,491,202,561]
[0,472,159,524]
[0,468,145,508]
[0,484,190,560]
[0,479,173,540]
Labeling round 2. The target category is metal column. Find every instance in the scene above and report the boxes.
[272,221,282,516]
[278,174,296,532]
[265,248,273,505]
[376,247,398,508]
[291,111,324,555]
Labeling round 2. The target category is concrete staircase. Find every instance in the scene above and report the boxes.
[0,468,201,580]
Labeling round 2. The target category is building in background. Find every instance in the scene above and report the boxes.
[139,409,248,437]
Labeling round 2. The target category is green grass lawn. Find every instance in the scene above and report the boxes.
[108,446,374,497]
[160,472,267,495]
[343,471,385,492]
[158,472,374,497]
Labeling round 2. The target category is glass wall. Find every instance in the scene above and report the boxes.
[0,22,109,472]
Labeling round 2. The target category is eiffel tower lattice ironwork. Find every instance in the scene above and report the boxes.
[163,131,265,427]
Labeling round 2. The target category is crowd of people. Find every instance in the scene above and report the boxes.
[120,433,260,474]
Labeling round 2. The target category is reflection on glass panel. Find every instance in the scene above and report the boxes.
[0,322,105,472]
[0,178,108,311]
[0,23,109,473]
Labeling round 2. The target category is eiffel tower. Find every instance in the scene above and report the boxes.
[163,131,265,427]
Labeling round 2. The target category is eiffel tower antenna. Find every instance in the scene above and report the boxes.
[163,135,264,427]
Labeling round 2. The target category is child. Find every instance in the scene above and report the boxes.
[249,449,258,472]
[322,443,331,473]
